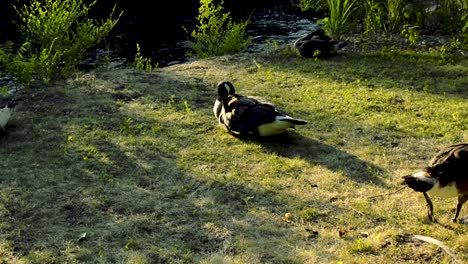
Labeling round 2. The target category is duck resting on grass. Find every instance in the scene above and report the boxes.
[402,143,468,223]
[293,28,347,58]
[213,80,308,137]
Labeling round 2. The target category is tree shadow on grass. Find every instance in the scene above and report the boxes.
[1,123,347,262]
[241,131,387,187]
[0,69,350,263]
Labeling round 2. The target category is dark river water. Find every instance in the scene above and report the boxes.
[83,6,317,68]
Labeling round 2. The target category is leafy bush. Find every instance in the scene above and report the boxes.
[387,0,406,32]
[296,0,467,48]
[435,0,466,31]
[296,0,329,14]
[364,0,387,33]
[401,24,420,45]
[402,0,426,28]
[0,0,122,86]
[133,43,157,71]
[0,42,36,86]
[188,0,251,58]
[460,14,468,49]
[322,0,357,40]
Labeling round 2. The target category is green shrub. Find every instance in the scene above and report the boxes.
[0,42,36,86]
[402,0,426,28]
[188,0,251,58]
[364,0,387,33]
[387,0,406,32]
[322,0,357,40]
[401,24,420,45]
[0,0,122,86]
[436,0,462,31]
[133,43,158,70]
[459,14,468,49]
[296,0,329,14]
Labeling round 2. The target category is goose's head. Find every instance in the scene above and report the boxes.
[213,81,236,121]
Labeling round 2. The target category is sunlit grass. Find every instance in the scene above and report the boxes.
[0,47,467,263]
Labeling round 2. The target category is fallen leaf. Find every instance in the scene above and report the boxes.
[284,212,293,223]
[338,230,347,237]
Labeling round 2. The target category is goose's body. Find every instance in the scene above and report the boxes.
[213,81,308,137]
[293,29,347,58]
[402,143,468,223]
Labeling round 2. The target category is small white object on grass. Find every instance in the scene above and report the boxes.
[0,104,13,129]
[412,234,461,263]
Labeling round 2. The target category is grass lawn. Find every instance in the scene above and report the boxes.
[1,46,467,263]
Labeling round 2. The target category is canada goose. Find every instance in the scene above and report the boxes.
[294,28,347,58]
[402,143,468,223]
[213,80,308,137]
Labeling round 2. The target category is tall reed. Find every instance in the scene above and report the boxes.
[323,0,356,40]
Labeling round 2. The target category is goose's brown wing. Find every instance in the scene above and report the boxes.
[430,144,468,166]
[429,143,468,178]
[225,96,278,135]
